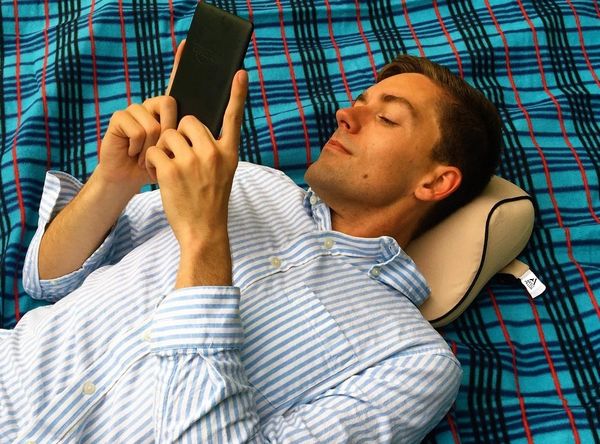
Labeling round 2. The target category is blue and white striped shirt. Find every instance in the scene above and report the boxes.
[2,162,461,443]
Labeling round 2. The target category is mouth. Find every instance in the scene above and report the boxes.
[324,138,352,155]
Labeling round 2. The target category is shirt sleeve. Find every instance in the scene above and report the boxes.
[0,329,10,342]
[22,171,118,301]
[151,286,462,443]
[22,171,167,302]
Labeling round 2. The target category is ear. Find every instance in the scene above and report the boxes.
[414,165,462,202]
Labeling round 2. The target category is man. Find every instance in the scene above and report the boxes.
[1,43,501,442]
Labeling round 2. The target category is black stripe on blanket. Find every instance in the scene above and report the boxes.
[291,0,339,152]
[0,2,9,324]
[56,0,87,179]
[132,0,167,99]
[366,0,408,62]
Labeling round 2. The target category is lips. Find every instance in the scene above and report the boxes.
[325,138,351,155]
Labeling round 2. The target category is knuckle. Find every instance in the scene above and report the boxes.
[179,115,197,128]
[162,95,176,107]
[110,110,124,124]
[127,103,142,113]
[130,126,145,141]
[162,128,177,139]
[148,121,161,140]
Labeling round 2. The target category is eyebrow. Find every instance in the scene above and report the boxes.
[355,90,418,119]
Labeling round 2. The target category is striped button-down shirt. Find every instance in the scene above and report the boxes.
[1,162,461,443]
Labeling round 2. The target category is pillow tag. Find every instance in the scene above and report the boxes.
[518,269,546,298]
[499,259,546,299]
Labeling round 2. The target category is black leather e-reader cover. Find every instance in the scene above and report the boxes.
[169,3,253,138]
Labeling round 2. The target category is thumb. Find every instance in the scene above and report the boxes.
[165,39,186,95]
[220,70,248,150]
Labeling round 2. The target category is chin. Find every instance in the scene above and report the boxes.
[304,161,319,189]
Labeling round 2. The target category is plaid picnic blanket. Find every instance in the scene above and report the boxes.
[1,0,599,442]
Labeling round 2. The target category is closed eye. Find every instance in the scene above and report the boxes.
[378,115,398,126]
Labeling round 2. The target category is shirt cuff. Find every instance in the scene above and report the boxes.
[22,171,117,301]
[150,287,243,354]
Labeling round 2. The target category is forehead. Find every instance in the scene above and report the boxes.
[370,72,444,107]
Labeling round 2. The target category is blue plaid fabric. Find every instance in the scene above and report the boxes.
[1,1,599,442]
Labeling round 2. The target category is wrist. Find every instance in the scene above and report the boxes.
[90,167,140,201]
[176,231,233,288]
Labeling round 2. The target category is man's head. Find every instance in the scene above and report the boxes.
[305,54,502,243]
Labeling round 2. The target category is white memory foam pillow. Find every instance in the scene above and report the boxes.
[406,176,535,327]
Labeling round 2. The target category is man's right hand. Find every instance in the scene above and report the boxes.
[37,41,186,280]
[94,96,178,193]
[93,39,185,194]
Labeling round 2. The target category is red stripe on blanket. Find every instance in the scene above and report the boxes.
[89,0,102,155]
[515,0,600,318]
[566,1,600,90]
[483,1,561,225]
[595,0,600,18]
[484,5,584,440]
[324,0,352,101]
[528,292,582,444]
[516,0,600,224]
[246,0,279,168]
[402,0,425,58]
[119,0,132,105]
[484,0,599,325]
[433,0,463,78]
[489,288,533,444]
[11,0,25,322]
[353,0,377,81]
[43,0,51,170]
[275,0,311,165]
[446,412,460,443]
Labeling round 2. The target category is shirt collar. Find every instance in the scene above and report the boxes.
[303,189,431,306]
[304,188,332,230]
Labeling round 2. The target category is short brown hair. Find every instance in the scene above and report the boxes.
[377,54,503,236]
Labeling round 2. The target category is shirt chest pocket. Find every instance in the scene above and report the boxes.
[240,282,359,416]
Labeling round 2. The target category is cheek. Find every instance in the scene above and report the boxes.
[362,141,410,179]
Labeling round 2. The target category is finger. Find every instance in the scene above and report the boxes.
[127,104,162,152]
[165,39,186,95]
[220,70,248,151]
[177,115,214,150]
[145,145,171,183]
[109,110,146,157]
[157,128,194,161]
[142,96,178,133]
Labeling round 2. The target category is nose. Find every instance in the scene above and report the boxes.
[335,105,362,133]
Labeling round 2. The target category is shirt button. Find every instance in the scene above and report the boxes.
[82,381,96,395]
[25,441,36,444]
[309,195,318,205]
[370,267,381,278]
[323,238,335,249]
[142,330,152,342]
[270,257,282,269]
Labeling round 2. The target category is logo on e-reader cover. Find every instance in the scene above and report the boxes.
[192,42,219,67]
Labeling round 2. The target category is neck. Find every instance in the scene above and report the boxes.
[329,198,426,249]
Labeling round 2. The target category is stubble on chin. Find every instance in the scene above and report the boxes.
[304,158,353,204]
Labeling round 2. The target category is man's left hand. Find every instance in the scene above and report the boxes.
[145,70,248,287]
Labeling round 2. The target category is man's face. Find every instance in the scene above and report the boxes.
[305,73,444,210]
